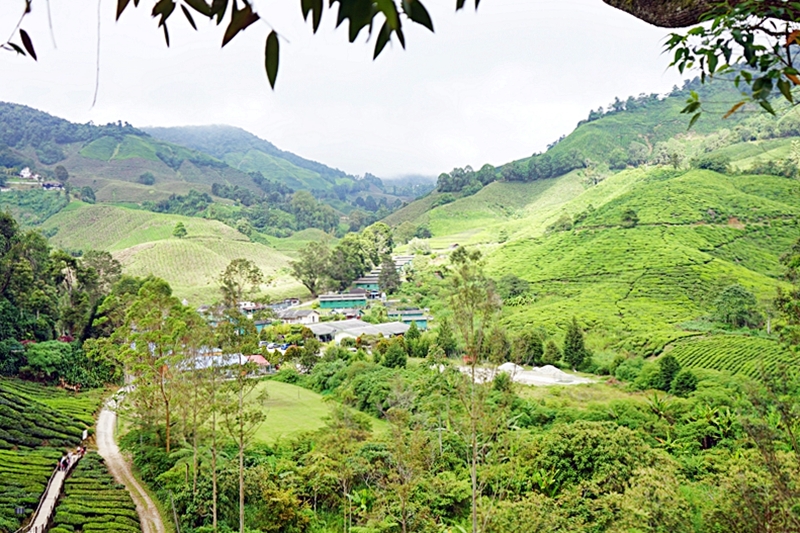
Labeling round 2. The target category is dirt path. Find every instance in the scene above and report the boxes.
[96,402,166,533]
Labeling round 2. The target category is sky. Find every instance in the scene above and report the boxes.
[0,0,686,178]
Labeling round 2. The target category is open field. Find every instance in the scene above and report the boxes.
[251,380,388,443]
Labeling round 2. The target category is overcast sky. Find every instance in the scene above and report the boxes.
[0,0,685,178]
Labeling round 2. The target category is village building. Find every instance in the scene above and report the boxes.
[319,293,368,310]
[19,167,40,180]
[387,308,429,330]
[278,309,320,325]
[307,319,409,343]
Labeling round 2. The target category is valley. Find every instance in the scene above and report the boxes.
[2,73,800,533]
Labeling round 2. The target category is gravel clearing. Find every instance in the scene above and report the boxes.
[458,362,594,386]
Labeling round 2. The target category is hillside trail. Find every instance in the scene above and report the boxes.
[96,400,166,533]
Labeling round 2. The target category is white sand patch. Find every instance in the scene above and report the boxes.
[459,362,594,386]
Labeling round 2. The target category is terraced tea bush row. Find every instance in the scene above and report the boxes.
[0,381,89,449]
[0,379,104,532]
[2,378,103,428]
[52,453,141,533]
[0,448,61,532]
[669,335,796,377]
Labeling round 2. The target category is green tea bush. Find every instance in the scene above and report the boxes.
[53,454,141,533]
[669,335,795,377]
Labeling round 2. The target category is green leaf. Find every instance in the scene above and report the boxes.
[778,78,793,103]
[456,0,466,9]
[184,0,212,17]
[163,24,170,46]
[401,0,433,31]
[152,0,176,26]
[707,52,717,73]
[310,0,323,32]
[375,0,399,30]
[688,112,701,129]
[395,26,405,48]
[759,100,776,115]
[333,0,375,43]
[19,29,36,61]
[211,0,228,24]
[373,20,391,59]
[181,5,198,29]
[222,1,260,47]
[5,42,26,56]
[117,0,132,20]
[265,30,279,89]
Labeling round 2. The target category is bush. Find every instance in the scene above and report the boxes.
[691,154,730,173]
[547,214,572,233]
[670,369,698,397]
[310,359,348,393]
[618,359,649,384]
[432,193,456,207]
[620,209,639,228]
[657,354,681,391]
[382,340,407,369]
[714,284,761,328]
[272,368,301,384]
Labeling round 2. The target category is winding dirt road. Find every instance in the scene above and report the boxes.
[96,403,166,533]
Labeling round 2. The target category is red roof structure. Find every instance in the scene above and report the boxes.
[245,355,270,366]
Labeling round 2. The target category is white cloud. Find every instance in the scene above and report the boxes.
[0,0,685,177]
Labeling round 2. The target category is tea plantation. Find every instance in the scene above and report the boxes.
[668,335,794,378]
[0,448,61,532]
[0,378,103,532]
[51,454,141,533]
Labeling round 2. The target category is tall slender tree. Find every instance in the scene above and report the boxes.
[217,259,267,533]
[447,247,501,533]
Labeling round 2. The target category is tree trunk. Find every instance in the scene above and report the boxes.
[192,382,198,496]
[602,0,800,28]
[239,369,245,533]
[212,370,218,533]
[470,359,478,533]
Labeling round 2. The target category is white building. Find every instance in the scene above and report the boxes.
[278,309,320,325]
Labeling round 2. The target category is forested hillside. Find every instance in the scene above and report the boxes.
[0,103,432,239]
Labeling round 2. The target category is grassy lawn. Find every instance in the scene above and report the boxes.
[251,381,388,443]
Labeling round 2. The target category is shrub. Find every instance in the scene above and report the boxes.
[547,214,572,233]
[620,209,639,228]
[691,154,730,173]
[138,172,155,185]
[432,193,456,207]
[382,340,407,369]
[657,354,681,391]
[670,369,698,397]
